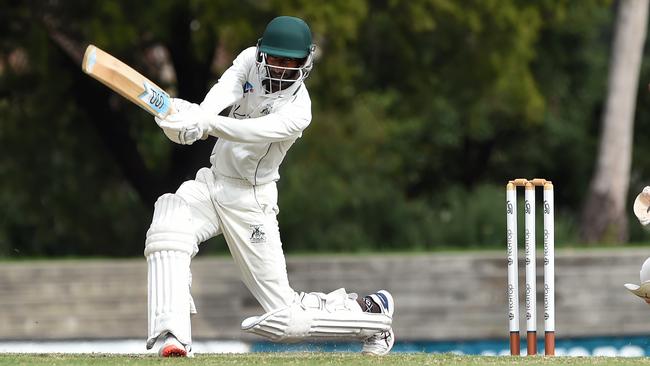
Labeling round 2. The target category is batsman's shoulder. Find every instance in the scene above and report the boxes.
[295,84,311,105]
[293,86,311,121]
[232,47,258,70]
[240,46,258,59]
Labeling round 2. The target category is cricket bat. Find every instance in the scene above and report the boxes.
[81,44,174,118]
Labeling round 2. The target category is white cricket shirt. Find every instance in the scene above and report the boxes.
[200,47,312,185]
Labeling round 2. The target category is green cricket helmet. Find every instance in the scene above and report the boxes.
[256,16,316,96]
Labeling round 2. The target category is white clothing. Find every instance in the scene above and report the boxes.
[241,288,391,342]
[146,45,393,352]
[176,167,295,311]
[146,47,309,347]
[200,47,312,185]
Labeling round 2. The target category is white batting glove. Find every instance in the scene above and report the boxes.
[155,98,210,145]
[633,186,650,226]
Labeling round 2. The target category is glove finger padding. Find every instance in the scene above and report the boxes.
[155,115,183,144]
[155,100,206,145]
[171,98,194,113]
[180,127,203,145]
[633,186,650,226]
[158,126,200,145]
[162,128,183,144]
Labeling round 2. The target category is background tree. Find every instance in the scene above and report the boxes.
[580,0,649,243]
[3,0,650,257]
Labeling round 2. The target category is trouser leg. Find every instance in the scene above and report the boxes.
[208,175,295,311]
[200,172,393,344]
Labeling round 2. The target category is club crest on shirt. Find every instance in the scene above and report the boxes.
[250,224,267,244]
[260,105,271,116]
[243,81,254,94]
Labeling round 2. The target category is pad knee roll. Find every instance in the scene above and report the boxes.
[145,193,198,257]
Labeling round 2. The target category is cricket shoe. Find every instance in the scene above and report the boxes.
[362,290,395,356]
[158,333,192,357]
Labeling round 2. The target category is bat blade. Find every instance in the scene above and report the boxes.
[82,45,174,118]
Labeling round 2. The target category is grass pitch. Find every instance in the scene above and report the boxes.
[3,353,650,366]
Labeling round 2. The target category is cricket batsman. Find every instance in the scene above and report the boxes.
[144,16,395,357]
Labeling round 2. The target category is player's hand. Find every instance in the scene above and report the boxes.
[154,98,198,144]
[633,186,650,226]
[155,100,210,145]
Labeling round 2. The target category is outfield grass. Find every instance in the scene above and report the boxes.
[3,353,650,366]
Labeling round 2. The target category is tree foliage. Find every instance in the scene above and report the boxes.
[2,0,648,257]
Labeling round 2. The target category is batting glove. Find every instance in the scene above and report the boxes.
[155,98,211,145]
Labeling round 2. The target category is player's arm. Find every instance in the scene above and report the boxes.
[199,47,256,116]
[157,90,312,144]
[153,48,257,145]
[159,101,311,144]
[202,101,311,143]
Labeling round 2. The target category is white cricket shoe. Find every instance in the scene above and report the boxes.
[158,333,192,357]
[362,290,395,356]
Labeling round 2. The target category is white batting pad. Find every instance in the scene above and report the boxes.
[241,288,392,342]
[145,194,197,349]
[147,250,192,348]
[633,186,650,226]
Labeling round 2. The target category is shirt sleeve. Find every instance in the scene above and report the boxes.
[200,47,256,116]
[205,91,312,143]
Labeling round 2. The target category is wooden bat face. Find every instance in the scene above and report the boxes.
[82,45,174,118]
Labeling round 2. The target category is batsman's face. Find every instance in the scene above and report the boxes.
[266,55,301,79]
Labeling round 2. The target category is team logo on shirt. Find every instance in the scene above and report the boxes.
[243,81,254,94]
[250,224,267,244]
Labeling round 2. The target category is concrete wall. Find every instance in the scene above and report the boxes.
[2,248,650,341]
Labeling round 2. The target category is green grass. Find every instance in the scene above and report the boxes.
[3,354,650,366]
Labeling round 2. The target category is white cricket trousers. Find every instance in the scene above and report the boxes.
[179,167,296,311]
